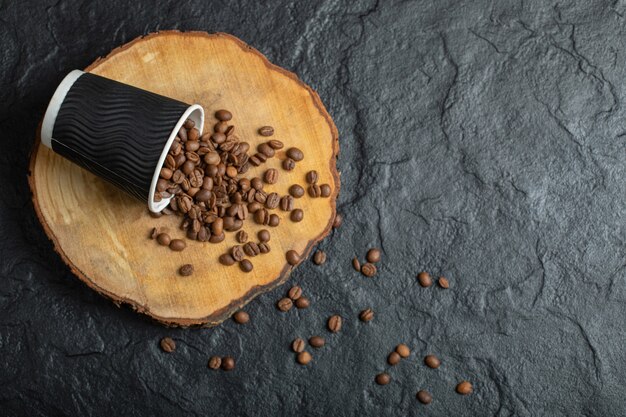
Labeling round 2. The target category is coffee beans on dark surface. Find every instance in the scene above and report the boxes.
[309,336,325,348]
[418,272,433,287]
[208,356,221,370]
[327,315,342,333]
[375,373,390,385]
[277,297,293,312]
[291,338,306,353]
[294,296,310,309]
[359,308,374,322]
[456,381,473,395]
[361,263,377,277]
[313,250,326,265]
[424,355,441,369]
[160,337,176,353]
[233,311,250,324]
[416,390,433,404]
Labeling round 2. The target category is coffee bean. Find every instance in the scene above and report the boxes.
[375,373,390,385]
[204,151,220,165]
[226,166,238,178]
[215,109,232,121]
[236,230,248,243]
[258,242,271,253]
[208,356,222,370]
[313,250,326,265]
[417,271,432,287]
[361,263,377,277]
[169,239,186,252]
[438,276,449,289]
[150,227,159,240]
[233,311,249,324]
[254,208,269,225]
[291,338,305,353]
[424,355,441,369]
[307,184,321,197]
[352,257,361,271]
[286,250,300,265]
[230,245,245,262]
[219,253,235,266]
[258,229,270,242]
[286,147,304,161]
[258,126,274,136]
[251,177,264,190]
[288,285,302,300]
[239,259,253,273]
[257,143,275,157]
[296,351,312,365]
[243,242,260,257]
[156,233,171,246]
[388,351,401,366]
[212,218,224,235]
[211,132,226,144]
[290,209,303,222]
[179,264,194,276]
[396,344,410,358]
[359,308,374,322]
[249,155,261,166]
[160,337,176,353]
[214,121,228,133]
[264,168,278,184]
[416,390,432,405]
[309,336,325,348]
[456,381,473,395]
[221,356,235,371]
[320,184,331,197]
[305,170,318,184]
[269,214,280,227]
[178,126,188,141]
[282,158,296,171]
[289,184,305,198]
[188,128,200,141]
[254,152,268,163]
[366,248,381,263]
[268,139,283,149]
[294,296,310,309]
[277,297,293,312]
[265,192,280,209]
[327,315,342,333]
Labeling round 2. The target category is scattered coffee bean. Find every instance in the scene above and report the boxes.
[309,336,325,348]
[305,170,318,184]
[179,264,194,276]
[438,276,449,289]
[215,109,232,121]
[221,356,235,371]
[268,139,283,149]
[320,184,331,197]
[294,296,310,309]
[280,195,294,211]
[258,126,274,136]
[456,381,473,395]
[231,245,245,262]
[418,271,433,287]
[352,257,361,271]
[233,311,250,324]
[286,147,304,161]
[169,239,186,252]
[291,338,306,353]
[208,356,222,370]
[327,315,342,333]
[286,250,300,265]
[219,253,235,266]
[264,168,278,184]
[268,214,280,227]
[258,229,270,242]
[307,184,321,198]
[416,390,433,405]
[361,263,377,277]
[375,373,390,385]
[388,351,401,366]
[157,233,171,246]
[160,337,176,353]
[424,355,441,369]
[289,184,305,198]
[277,297,293,312]
[239,259,253,273]
[258,242,271,253]
[290,209,304,222]
[366,248,381,263]
[396,344,410,358]
[150,227,159,240]
[313,250,326,265]
[243,242,260,257]
[359,308,374,322]
[236,230,248,243]
[282,158,296,171]
[288,286,303,300]
[333,213,343,229]
[296,351,312,365]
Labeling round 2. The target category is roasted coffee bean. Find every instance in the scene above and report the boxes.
[269,214,280,227]
[148,227,160,240]
[243,242,260,257]
[188,128,200,142]
[204,151,220,165]
[219,253,236,266]
[211,218,224,235]
[282,158,296,171]
[208,356,222,370]
[258,126,274,136]
[231,245,245,262]
[307,184,321,197]
[247,201,262,213]
[279,195,294,211]
[186,229,198,240]
[288,286,302,300]
[277,297,293,312]
[160,167,174,180]
[327,315,342,333]
[178,126,188,142]
[250,177,263,191]
[165,154,176,170]
[254,208,269,225]
[185,140,200,152]
[320,184,331,197]
[396,344,410,358]
[215,109,232,121]
[359,308,374,322]
[264,168,278,184]
[291,338,306,353]
[249,155,261,166]
[226,166,238,178]
[172,170,185,184]
[352,257,361,271]
[257,142,275,157]
[160,337,176,353]
[156,179,169,193]
[258,229,270,242]
[153,193,163,202]
[305,170,318,184]
[361,263,377,277]
[157,233,171,246]
[179,264,194,276]
[233,311,250,324]
[286,250,300,265]
[255,190,268,204]
[290,209,303,222]
[296,351,312,365]
[438,276,450,289]
[289,184,305,198]
[286,147,304,161]
[236,230,248,243]
[174,153,186,168]
[265,192,280,209]
[169,239,186,252]
[211,132,226,145]
[366,248,381,263]
[417,271,432,287]
[225,125,235,137]
[209,233,225,243]
[294,296,310,309]
[375,373,390,385]
[416,390,433,405]
[221,356,235,371]
[254,152,267,163]
[309,336,325,348]
[456,381,473,395]
[239,259,253,273]
[195,189,212,202]
[214,121,228,133]
[313,250,326,265]
[268,139,283,149]
[258,242,271,254]
[388,351,401,366]
[424,355,441,369]
[197,227,209,242]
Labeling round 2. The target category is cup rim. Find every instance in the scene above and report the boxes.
[148,104,205,212]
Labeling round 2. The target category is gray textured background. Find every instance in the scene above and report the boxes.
[2,0,626,416]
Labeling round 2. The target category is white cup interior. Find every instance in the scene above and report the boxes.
[148,104,204,212]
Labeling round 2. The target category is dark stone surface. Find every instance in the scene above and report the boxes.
[1,0,625,415]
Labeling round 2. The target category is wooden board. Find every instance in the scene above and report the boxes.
[28,31,339,327]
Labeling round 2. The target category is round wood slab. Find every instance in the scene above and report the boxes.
[29,31,339,327]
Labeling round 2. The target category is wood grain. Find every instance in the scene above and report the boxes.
[28,31,339,326]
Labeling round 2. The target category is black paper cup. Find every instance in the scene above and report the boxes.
[41,70,204,212]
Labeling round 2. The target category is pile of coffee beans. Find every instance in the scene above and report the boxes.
[352,247,381,277]
[277,285,310,311]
